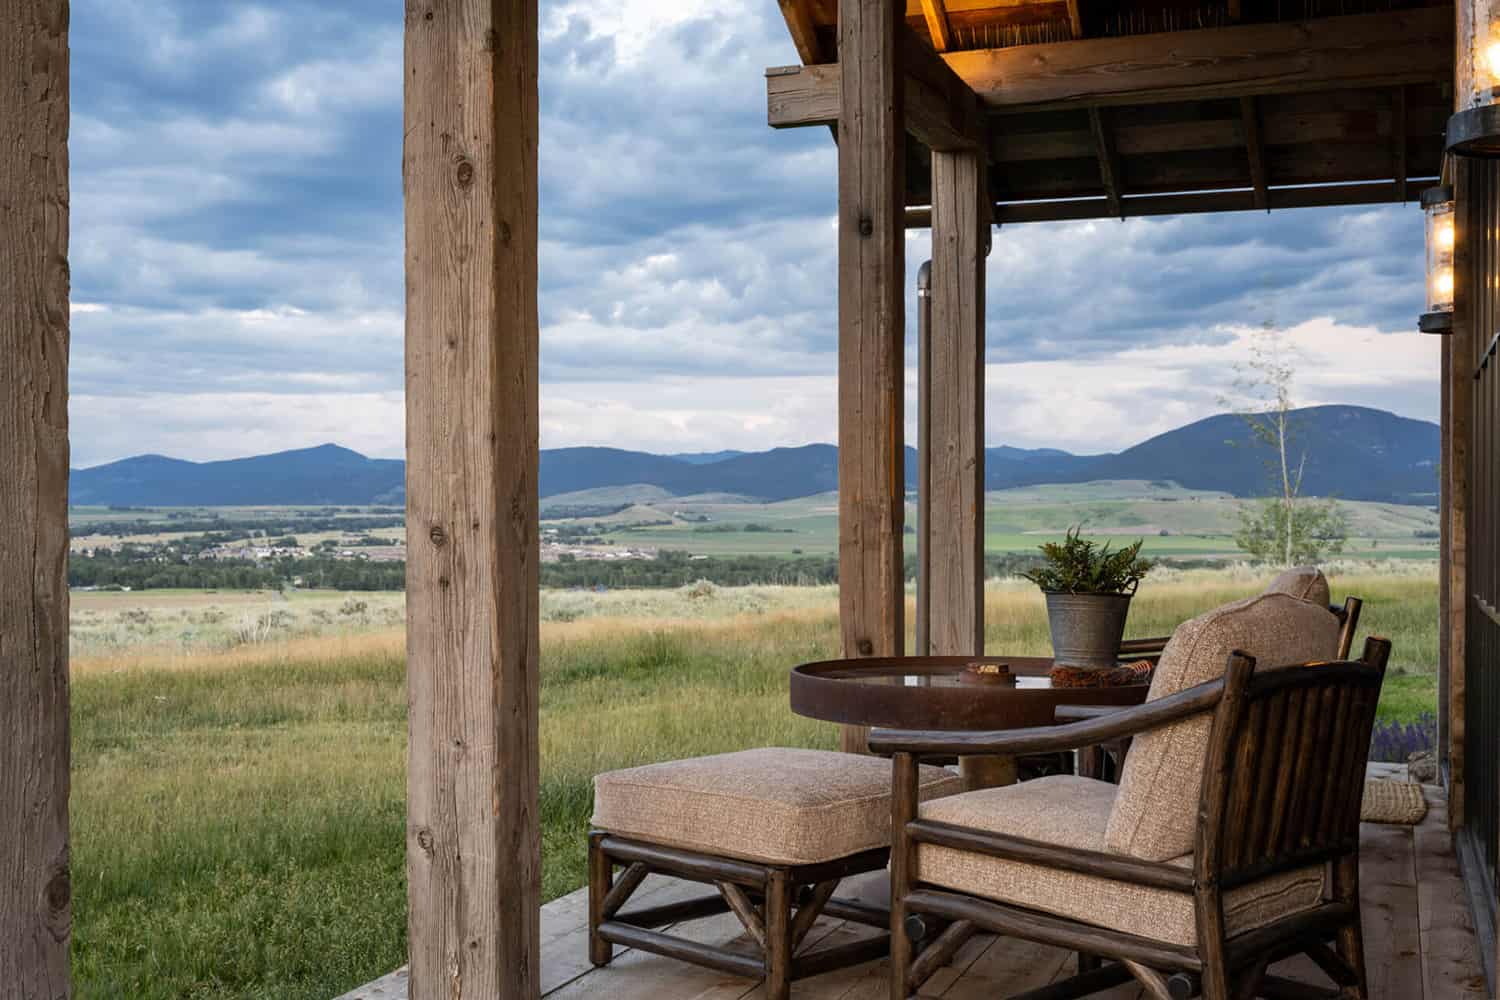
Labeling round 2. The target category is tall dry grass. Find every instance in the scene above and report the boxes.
[70,566,1437,998]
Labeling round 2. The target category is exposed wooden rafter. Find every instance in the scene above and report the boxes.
[1240,96,1268,209]
[777,0,826,64]
[1087,106,1123,215]
[770,8,1451,121]
[1392,85,1408,202]
[1065,0,1084,39]
[920,0,955,51]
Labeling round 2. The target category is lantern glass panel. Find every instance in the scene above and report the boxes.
[1475,2,1500,108]
[1426,201,1455,314]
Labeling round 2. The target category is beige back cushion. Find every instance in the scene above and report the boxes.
[1104,592,1340,860]
[1263,565,1331,609]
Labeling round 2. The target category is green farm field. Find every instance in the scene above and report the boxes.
[584,481,1439,560]
[70,565,1438,998]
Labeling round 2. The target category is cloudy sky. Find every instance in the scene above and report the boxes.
[67,0,1439,469]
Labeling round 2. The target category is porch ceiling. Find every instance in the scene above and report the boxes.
[769,0,1454,223]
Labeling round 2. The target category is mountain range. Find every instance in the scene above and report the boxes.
[69,404,1439,508]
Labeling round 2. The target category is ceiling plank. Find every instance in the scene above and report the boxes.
[920,0,954,51]
[1240,96,1268,209]
[769,9,1451,122]
[1088,107,1123,215]
[777,0,826,64]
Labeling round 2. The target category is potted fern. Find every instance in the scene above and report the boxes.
[1023,527,1153,671]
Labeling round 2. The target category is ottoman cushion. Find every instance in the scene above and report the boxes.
[592,747,965,865]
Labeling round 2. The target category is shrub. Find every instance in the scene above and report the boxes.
[1021,527,1153,595]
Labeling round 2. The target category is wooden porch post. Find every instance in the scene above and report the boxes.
[1447,157,1472,830]
[404,2,541,997]
[927,151,986,659]
[930,150,998,787]
[0,2,72,996]
[837,0,907,753]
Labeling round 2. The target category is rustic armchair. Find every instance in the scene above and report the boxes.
[1075,566,1363,783]
[871,594,1389,1000]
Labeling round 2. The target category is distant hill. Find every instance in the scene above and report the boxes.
[69,444,406,507]
[70,405,1438,507]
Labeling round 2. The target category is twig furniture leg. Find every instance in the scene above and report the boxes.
[587,833,894,996]
[588,830,613,966]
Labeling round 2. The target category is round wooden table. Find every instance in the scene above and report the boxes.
[789,655,1149,788]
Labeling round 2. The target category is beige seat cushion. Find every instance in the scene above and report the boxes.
[592,747,964,865]
[1264,565,1332,609]
[1105,593,1340,861]
[917,776,1325,947]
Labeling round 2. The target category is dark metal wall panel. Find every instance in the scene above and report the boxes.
[1463,157,1500,967]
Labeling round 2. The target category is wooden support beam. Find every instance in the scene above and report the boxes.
[928,147,987,664]
[919,0,953,51]
[777,0,827,64]
[837,0,907,754]
[1392,86,1408,203]
[768,28,988,153]
[1087,107,1123,216]
[769,8,1452,122]
[404,1,541,997]
[1447,156,1472,829]
[1,3,71,997]
[1241,96,1268,210]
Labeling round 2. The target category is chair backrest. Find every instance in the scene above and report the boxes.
[1195,638,1391,891]
[1104,592,1342,861]
[1263,565,1331,607]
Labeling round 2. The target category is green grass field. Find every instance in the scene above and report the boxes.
[70,567,1439,998]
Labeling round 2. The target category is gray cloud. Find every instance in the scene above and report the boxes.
[67,0,1433,468]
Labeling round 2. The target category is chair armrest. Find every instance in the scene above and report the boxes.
[1053,704,1123,724]
[868,676,1224,757]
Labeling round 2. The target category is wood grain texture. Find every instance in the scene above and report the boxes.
[0,2,71,997]
[403,1,541,997]
[1448,156,1472,830]
[837,0,907,753]
[928,149,985,661]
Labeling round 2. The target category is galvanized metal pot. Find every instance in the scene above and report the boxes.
[1044,592,1132,669]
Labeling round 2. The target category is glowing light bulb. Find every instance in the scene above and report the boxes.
[1435,269,1454,297]
[1437,220,1455,251]
[1488,40,1500,78]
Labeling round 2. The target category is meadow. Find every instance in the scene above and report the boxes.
[70,565,1438,999]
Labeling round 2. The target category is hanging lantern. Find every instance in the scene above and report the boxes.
[1450,3,1500,155]
[1420,185,1455,334]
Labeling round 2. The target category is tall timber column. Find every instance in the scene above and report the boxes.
[404,2,541,997]
[838,0,908,754]
[1445,158,1472,829]
[1,2,71,997]
[930,151,1000,786]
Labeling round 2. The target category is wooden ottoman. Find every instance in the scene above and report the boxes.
[588,747,963,999]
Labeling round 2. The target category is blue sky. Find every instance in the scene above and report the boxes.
[67,0,1440,469]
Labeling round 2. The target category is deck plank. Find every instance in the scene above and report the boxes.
[1414,798,1490,999]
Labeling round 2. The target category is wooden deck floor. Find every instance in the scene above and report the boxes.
[340,772,1488,1000]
